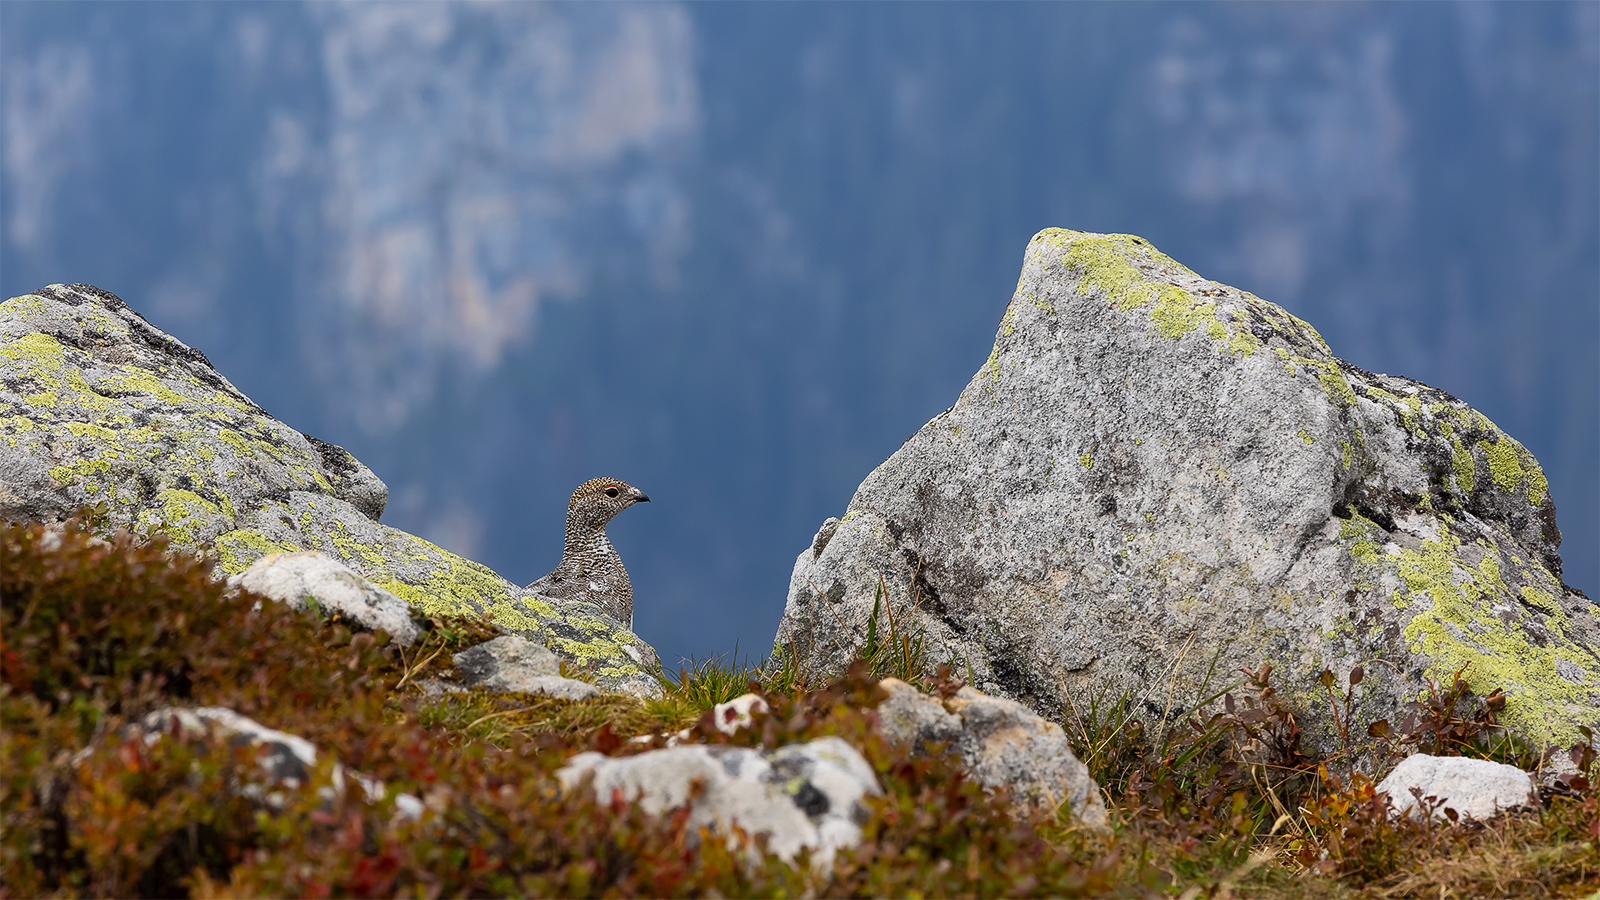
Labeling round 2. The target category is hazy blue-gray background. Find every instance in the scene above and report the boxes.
[4,2,1595,668]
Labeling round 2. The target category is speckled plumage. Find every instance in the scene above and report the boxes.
[528,477,649,629]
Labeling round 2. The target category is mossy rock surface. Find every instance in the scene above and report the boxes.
[777,229,1598,752]
[1,283,658,694]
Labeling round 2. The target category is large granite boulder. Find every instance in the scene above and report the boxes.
[775,230,1598,752]
[1,284,658,694]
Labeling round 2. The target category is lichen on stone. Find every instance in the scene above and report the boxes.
[2,284,659,695]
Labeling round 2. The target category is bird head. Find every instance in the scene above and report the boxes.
[568,477,649,533]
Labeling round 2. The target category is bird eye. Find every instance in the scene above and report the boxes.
[605,487,619,498]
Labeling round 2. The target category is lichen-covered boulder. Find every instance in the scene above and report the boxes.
[2,284,659,694]
[775,230,1599,753]
[1,284,385,536]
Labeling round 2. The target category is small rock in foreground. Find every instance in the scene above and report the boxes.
[557,736,880,868]
[1376,754,1538,822]
[228,551,421,647]
[877,677,1109,830]
[106,706,423,820]
[451,635,602,701]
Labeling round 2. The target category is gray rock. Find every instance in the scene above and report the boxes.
[556,736,880,868]
[1,283,385,534]
[451,635,602,701]
[227,550,421,647]
[877,678,1109,829]
[774,229,1600,755]
[1,284,660,694]
[106,706,421,820]
[1376,754,1538,822]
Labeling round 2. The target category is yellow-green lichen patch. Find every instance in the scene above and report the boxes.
[999,304,1019,337]
[983,343,1001,383]
[1519,585,1560,616]
[355,536,526,627]
[544,631,651,681]
[1450,436,1476,494]
[1262,339,1362,413]
[1396,526,1596,746]
[1079,453,1093,469]
[1031,229,1276,359]
[97,366,203,410]
[1050,231,1185,312]
[136,489,231,548]
[48,456,114,487]
[1223,325,1260,357]
[1338,512,1384,592]
[1525,464,1549,508]
[372,579,457,617]
[2,330,67,368]
[1398,393,1424,436]
[211,528,302,575]
[1298,430,1314,446]
[324,518,389,569]
[1286,313,1333,355]
[215,429,260,460]
[1316,371,1357,409]
[3,332,67,406]
[65,421,118,441]
[1149,286,1216,339]
[1480,432,1547,505]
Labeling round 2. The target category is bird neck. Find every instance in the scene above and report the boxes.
[564,522,612,556]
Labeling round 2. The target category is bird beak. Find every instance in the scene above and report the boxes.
[633,490,650,503]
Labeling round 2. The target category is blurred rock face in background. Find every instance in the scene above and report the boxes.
[3,2,1594,666]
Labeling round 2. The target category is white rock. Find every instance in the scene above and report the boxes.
[712,693,770,735]
[1376,754,1538,822]
[228,550,420,647]
[556,736,880,868]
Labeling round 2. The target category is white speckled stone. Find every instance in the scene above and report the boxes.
[1377,754,1538,822]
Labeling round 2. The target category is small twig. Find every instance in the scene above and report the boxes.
[1154,632,1200,749]
[395,640,452,691]
[465,706,535,732]
[1252,763,1304,840]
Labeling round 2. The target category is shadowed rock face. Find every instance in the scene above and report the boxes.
[776,229,1598,753]
[2,283,660,695]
